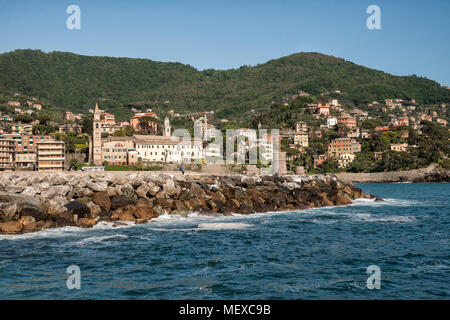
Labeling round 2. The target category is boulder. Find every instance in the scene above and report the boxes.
[86,182,108,192]
[64,201,91,218]
[134,207,159,220]
[136,184,150,198]
[110,195,132,210]
[190,183,205,198]
[0,221,22,234]
[119,208,136,221]
[78,218,97,228]
[92,192,111,210]
[238,203,254,215]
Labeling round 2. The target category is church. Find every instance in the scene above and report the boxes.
[89,104,204,166]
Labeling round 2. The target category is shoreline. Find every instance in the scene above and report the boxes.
[0,172,380,235]
[334,164,449,184]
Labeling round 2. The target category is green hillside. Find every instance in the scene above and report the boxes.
[0,49,448,118]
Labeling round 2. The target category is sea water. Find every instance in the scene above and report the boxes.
[0,183,448,299]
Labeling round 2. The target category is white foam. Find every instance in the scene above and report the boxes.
[0,226,88,241]
[197,222,251,230]
[74,234,128,245]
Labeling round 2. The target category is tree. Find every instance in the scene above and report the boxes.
[37,113,51,125]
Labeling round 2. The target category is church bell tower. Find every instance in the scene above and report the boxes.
[92,103,103,165]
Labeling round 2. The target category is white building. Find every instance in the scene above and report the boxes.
[135,135,203,163]
[327,117,338,128]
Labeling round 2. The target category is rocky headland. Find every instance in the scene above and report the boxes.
[0,172,381,235]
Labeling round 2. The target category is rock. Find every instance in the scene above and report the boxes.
[41,185,70,198]
[22,221,38,233]
[163,181,181,196]
[0,221,22,234]
[334,191,353,206]
[121,187,138,203]
[134,207,159,220]
[170,209,190,217]
[92,192,111,210]
[119,209,136,222]
[0,202,18,220]
[136,184,150,198]
[21,186,37,197]
[107,186,121,197]
[19,215,35,227]
[238,203,254,215]
[64,201,91,218]
[86,202,102,216]
[71,187,93,198]
[87,182,108,192]
[110,195,132,210]
[224,199,240,212]
[190,183,205,198]
[136,198,154,207]
[207,200,222,212]
[148,185,161,196]
[78,218,96,228]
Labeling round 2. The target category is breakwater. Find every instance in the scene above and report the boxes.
[0,172,379,234]
[335,165,450,183]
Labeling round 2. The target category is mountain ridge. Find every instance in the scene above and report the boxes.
[0,49,448,118]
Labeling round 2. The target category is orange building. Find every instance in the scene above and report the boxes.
[317,103,330,116]
[338,115,357,129]
[1,134,52,152]
[328,138,361,157]
[130,112,159,134]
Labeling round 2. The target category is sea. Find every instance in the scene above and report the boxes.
[0,183,448,299]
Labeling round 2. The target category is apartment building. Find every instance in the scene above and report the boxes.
[338,115,357,129]
[293,132,309,148]
[36,140,65,172]
[0,138,15,170]
[338,153,355,168]
[15,151,36,170]
[328,138,361,157]
[2,134,52,152]
[295,121,307,133]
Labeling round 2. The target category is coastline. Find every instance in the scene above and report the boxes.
[0,172,380,235]
[334,164,450,184]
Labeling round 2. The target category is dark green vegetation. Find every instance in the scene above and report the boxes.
[0,49,449,120]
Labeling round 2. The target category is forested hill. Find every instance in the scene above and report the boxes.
[0,49,448,117]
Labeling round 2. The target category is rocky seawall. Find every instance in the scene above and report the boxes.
[335,165,450,184]
[0,172,380,235]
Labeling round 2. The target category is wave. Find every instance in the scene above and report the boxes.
[74,234,129,246]
[0,226,88,241]
[197,222,251,230]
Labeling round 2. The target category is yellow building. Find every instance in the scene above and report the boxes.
[0,138,15,171]
[390,143,408,152]
[37,140,65,171]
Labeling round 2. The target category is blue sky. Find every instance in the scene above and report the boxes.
[0,0,449,86]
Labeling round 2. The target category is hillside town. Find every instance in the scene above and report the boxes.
[0,90,448,174]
